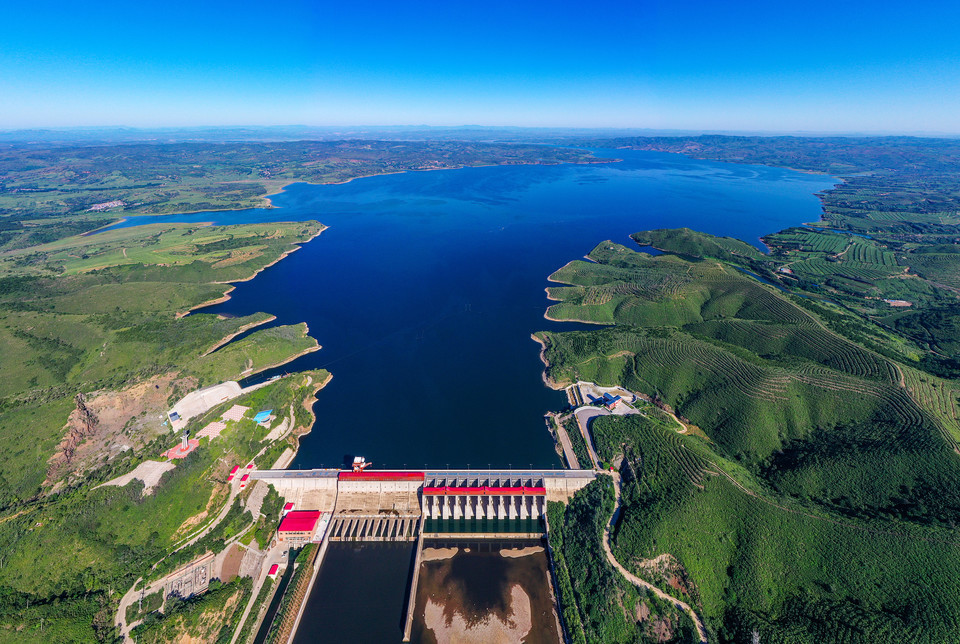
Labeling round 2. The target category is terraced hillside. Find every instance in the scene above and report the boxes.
[591,414,960,643]
[539,234,960,642]
[635,226,960,378]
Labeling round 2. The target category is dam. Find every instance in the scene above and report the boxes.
[250,467,596,642]
[250,467,596,541]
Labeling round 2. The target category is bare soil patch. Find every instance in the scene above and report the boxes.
[98,460,175,495]
[218,544,244,583]
[46,372,188,486]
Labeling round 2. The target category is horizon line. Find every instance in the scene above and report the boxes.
[1,124,959,138]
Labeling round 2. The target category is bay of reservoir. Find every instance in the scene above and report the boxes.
[106,149,835,469]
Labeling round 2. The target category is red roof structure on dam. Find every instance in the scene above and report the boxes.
[338,471,425,481]
[422,485,546,496]
[278,510,321,533]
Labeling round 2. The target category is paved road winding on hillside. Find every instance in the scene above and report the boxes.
[572,395,709,642]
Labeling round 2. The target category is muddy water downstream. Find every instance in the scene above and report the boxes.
[411,540,560,644]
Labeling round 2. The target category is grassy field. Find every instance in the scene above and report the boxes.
[0,221,322,505]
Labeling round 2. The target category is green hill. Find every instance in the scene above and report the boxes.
[539,233,960,641]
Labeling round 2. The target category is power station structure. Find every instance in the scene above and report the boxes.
[249,467,595,541]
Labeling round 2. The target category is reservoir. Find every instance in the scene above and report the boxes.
[107,150,834,640]
[106,149,835,471]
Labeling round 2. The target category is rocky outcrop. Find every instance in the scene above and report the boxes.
[46,393,100,483]
[64,393,99,462]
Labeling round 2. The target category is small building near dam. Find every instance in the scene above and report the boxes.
[277,510,323,546]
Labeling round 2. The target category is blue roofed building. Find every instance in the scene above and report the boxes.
[252,409,273,424]
[601,393,622,409]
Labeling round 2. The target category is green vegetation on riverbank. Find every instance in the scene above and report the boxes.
[594,136,960,377]
[539,135,960,643]
[548,481,698,643]
[0,221,324,505]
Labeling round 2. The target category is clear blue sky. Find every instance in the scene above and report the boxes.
[2,0,959,132]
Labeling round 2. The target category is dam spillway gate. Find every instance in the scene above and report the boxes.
[327,515,420,542]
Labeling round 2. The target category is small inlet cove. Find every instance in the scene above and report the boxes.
[105,149,836,642]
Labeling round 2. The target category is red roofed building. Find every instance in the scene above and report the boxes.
[277,510,322,545]
[337,471,424,481]
[267,564,279,578]
[283,502,295,514]
[337,471,425,496]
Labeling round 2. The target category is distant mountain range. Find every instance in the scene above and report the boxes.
[3,124,955,146]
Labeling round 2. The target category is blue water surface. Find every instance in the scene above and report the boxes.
[106,150,836,470]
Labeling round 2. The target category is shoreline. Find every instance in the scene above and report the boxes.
[639,147,845,231]
[543,308,609,325]
[81,217,129,236]
[247,156,618,209]
[543,267,612,325]
[107,156,615,222]
[180,226,326,317]
[530,333,566,391]
[213,225,326,285]
[292,371,333,441]
[285,370,333,475]
[177,285,235,318]
[199,315,277,357]
[248,344,321,379]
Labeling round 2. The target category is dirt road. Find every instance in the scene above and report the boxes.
[602,472,709,643]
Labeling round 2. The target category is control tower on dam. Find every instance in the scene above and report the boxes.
[249,468,596,541]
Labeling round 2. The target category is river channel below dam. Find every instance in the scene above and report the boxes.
[292,540,558,644]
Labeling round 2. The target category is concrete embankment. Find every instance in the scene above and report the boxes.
[281,539,330,644]
[402,527,425,642]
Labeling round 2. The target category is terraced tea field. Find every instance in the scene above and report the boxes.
[539,230,960,642]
